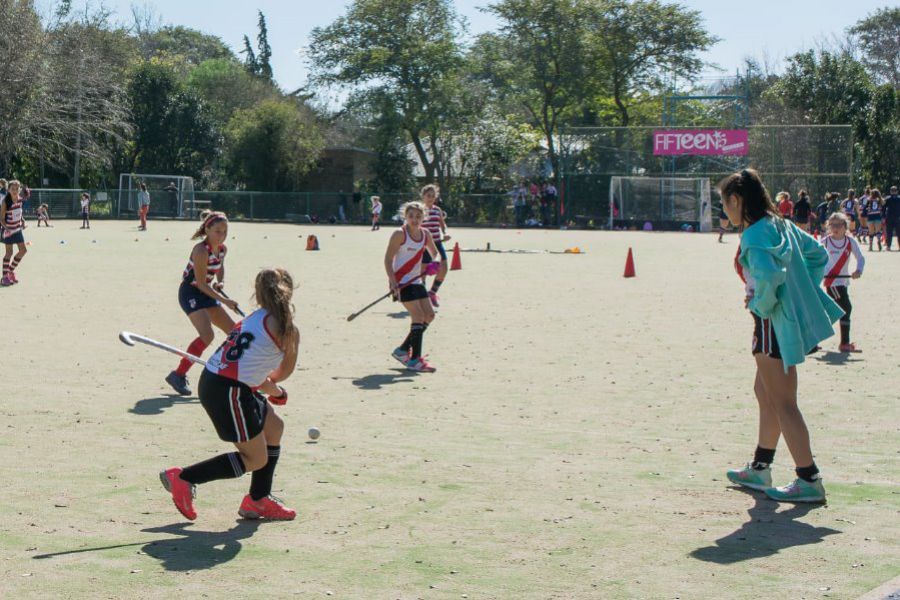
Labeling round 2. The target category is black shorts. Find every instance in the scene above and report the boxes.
[198,369,268,443]
[399,283,429,302]
[179,281,220,315]
[422,240,447,264]
[1,230,24,245]
[751,313,781,359]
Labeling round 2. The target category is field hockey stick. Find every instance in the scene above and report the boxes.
[346,271,431,322]
[118,331,208,367]
[217,288,246,317]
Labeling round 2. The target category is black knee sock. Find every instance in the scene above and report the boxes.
[840,321,850,345]
[410,323,425,359]
[431,279,443,293]
[250,446,281,500]
[752,446,775,470]
[180,452,245,485]
[400,326,415,351]
[796,462,820,482]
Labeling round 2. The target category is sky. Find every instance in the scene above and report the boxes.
[50,0,892,94]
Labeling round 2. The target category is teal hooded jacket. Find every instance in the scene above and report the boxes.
[739,216,844,369]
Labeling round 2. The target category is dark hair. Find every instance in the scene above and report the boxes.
[140,183,147,191]
[191,210,228,240]
[254,268,296,345]
[716,168,779,225]
[799,189,808,198]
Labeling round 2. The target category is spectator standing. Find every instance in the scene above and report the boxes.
[884,186,900,251]
[138,183,151,231]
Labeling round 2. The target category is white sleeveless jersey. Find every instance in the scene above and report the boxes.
[822,236,864,288]
[392,226,427,285]
[206,309,284,387]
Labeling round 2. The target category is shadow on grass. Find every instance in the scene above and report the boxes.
[332,369,416,390]
[384,311,409,319]
[811,351,863,366]
[33,521,262,571]
[129,394,198,415]
[689,490,839,564]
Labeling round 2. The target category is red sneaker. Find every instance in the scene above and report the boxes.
[9,272,17,284]
[238,494,296,520]
[839,343,861,353]
[160,467,197,520]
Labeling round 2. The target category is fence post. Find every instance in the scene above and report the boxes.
[250,193,255,220]
[306,192,311,217]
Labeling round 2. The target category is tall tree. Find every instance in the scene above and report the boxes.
[849,8,900,89]
[240,35,259,75]
[308,0,466,182]
[584,0,716,127]
[256,11,273,82]
[477,0,589,183]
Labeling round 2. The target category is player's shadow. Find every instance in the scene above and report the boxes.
[33,521,261,572]
[689,491,838,564]
[129,394,198,415]
[331,369,416,390]
[384,311,409,319]
[812,351,863,366]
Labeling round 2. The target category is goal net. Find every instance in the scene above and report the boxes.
[117,173,197,218]
[609,176,712,232]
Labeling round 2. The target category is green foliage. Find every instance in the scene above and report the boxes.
[848,8,899,88]
[308,0,466,180]
[224,100,324,191]
[138,26,235,66]
[127,60,221,179]
[186,59,278,125]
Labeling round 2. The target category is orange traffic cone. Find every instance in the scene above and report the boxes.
[306,234,319,251]
[450,242,462,270]
[623,247,636,278]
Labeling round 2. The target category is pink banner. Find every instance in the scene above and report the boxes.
[653,129,748,156]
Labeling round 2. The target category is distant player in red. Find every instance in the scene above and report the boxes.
[385,201,440,372]
[165,210,242,396]
[161,268,300,521]
[776,191,793,221]
[822,213,865,352]
[1,180,30,286]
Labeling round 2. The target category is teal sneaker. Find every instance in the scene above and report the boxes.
[764,477,826,503]
[726,463,772,491]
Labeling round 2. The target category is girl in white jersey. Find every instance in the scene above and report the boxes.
[385,201,440,372]
[371,195,382,231]
[161,268,300,521]
[822,213,865,352]
[165,210,242,397]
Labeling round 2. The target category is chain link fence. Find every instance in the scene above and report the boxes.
[561,125,854,226]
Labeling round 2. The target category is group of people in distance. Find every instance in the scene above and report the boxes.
[726,185,900,253]
[159,184,453,521]
[510,180,559,227]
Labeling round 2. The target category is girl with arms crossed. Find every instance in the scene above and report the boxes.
[161,268,299,520]
[722,169,843,503]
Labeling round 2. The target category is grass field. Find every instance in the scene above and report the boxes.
[0,220,897,599]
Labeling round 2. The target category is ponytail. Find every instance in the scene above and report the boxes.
[254,268,296,345]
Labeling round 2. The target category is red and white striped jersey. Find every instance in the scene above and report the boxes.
[393,226,427,286]
[206,309,284,387]
[183,241,226,285]
[422,206,443,241]
[2,196,24,235]
[822,236,864,287]
[734,245,756,296]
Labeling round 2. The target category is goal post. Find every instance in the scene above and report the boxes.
[117,173,196,218]
[609,176,712,232]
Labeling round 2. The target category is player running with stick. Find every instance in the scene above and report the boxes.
[165,210,242,396]
[822,213,865,352]
[385,201,440,372]
[160,268,300,521]
[721,169,843,503]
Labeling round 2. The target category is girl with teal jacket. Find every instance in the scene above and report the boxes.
[721,169,843,503]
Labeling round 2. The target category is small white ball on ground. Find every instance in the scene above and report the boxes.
[308,427,320,440]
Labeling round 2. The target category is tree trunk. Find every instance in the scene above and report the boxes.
[410,131,436,181]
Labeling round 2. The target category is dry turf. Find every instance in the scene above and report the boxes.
[0,221,897,600]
